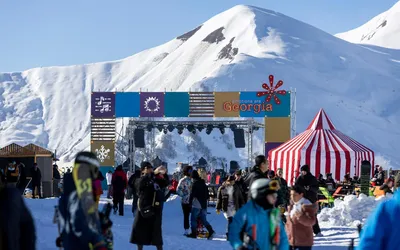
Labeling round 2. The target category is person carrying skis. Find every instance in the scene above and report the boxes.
[357,172,400,250]
[228,178,289,250]
[57,151,109,250]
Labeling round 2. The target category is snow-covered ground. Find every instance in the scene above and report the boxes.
[27,194,364,249]
[1,4,400,168]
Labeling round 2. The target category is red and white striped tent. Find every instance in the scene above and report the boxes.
[269,109,374,185]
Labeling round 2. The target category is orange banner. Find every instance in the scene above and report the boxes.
[265,117,291,142]
[214,92,240,117]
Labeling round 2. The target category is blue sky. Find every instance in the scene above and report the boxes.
[0,0,398,72]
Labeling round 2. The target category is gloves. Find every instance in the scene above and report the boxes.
[216,210,220,215]
[55,237,62,248]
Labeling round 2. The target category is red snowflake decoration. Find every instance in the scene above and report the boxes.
[256,75,287,105]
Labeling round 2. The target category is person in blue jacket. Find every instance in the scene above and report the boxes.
[357,172,400,250]
[228,178,289,250]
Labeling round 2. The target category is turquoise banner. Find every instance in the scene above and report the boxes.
[164,92,189,117]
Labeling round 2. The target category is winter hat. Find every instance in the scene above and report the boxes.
[191,170,200,180]
[183,165,193,176]
[140,161,152,171]
[300,165,309,172]
[75,151,100,168]
[268,170,275,178]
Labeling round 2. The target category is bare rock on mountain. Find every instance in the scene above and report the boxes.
[203,27,225,44]
[217,37,238,60]
[177,25,202,41]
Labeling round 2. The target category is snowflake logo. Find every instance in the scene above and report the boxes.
[256,74,287,105]
[144,96,160,113]
[95,145,110,163]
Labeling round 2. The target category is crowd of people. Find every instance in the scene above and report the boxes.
[1,151,400,250]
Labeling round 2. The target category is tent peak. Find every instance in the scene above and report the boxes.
[307,109,336,130]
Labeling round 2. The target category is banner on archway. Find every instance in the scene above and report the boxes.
[90,74,293,166]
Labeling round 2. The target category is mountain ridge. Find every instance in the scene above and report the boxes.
[335,1,400,49]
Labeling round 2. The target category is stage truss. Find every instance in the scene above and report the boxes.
[123,119,264,172]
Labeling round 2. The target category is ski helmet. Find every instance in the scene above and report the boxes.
[75,151,100,167]
[74,151,100,177]
[250,178,280,200]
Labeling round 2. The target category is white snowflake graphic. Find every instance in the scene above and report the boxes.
[95,145,110,163]
[144,96,160,113]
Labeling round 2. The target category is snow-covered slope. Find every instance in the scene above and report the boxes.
[1,5,400,167]
[335,1,400,49]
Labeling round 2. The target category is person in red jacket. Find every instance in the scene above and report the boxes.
[112,165,127,216]
[169,178,178,193]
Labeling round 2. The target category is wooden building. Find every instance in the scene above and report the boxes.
[0,143,54,197]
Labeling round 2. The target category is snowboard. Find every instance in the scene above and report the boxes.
[72,164,113,249]
[72,163,99,226]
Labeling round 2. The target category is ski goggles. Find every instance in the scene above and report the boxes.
[269,180,280,191]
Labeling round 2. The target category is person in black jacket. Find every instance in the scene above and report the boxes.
[187,170,215,239]
[31,163,42,199]
[17,162,27,195]
[216,175,245,238]
[295,164,321,236]
[53,164,61,197]
[0,170,36,250]
[130,162,169,250]
[243,155,269,200]
[128,169,142,215]
[234,169,246,199]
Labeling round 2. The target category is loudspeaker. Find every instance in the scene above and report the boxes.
[134,129,145,148]
[233,129,245,148]
[230,161,239,174]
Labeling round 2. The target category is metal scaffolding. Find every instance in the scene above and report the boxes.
[124,119,264,172]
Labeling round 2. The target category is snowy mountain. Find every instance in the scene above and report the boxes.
[335,1,400,49]
[1,5,400,168]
